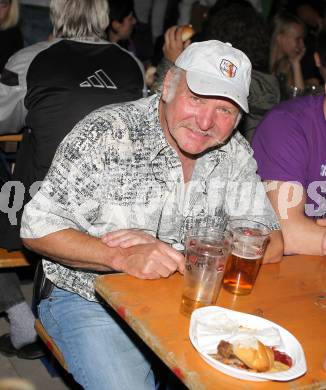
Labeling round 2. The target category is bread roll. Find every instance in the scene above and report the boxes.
[233,340,275,372]
[180,25,195,42]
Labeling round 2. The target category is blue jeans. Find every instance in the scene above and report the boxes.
[38,287,155,390]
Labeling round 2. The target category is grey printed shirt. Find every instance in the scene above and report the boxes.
[21,94,280,302]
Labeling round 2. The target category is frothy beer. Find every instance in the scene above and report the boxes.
[223,250,262,295]
[222,225,268,295]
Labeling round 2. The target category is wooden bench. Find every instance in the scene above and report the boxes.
[0,134,23,143]
[35,319,67,370]
[0,248,30,268]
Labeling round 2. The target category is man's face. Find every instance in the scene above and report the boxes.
[161,71,240,157]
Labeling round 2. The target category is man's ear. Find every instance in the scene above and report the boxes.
[161,69,173,103]
[314,52,321,68]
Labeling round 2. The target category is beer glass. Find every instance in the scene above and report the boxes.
[180,228,231,317]
[223,220,271,295]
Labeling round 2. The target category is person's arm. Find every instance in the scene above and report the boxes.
[0,41,53,133]
[163,25,191,64]
[265,180,326,255]
[22,228,184,279]
[151,25,190,92]
[0,69,26,133]
[275,56,305,92]
[290,58,305,91]
[288,43,305,90]
[0,46,32,133]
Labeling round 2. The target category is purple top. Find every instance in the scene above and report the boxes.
[252,94,326,218]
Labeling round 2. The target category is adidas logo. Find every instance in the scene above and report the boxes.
[80,69,117,89]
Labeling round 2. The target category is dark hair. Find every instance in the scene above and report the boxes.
[316,29,326,67]
[203,2,270,72]
[108,0,133,23]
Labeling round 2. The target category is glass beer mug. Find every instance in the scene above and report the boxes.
[223,220,271,295]
[180,227,231,316]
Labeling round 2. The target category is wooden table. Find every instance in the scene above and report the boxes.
[95,255,326,390]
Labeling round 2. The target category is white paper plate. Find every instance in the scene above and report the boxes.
[189,306,307,382]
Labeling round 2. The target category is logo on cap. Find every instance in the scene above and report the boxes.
[220,59,237,78]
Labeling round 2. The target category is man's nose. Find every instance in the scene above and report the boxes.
[196,105,215,130]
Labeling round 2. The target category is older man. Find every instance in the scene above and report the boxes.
[253,29,326,256]
[21,41,283,389]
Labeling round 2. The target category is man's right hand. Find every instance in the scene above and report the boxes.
[112,241,185,279]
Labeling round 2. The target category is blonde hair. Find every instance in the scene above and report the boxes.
[50,0,109,39]
[0,0,19,31]
[269,13,305,74]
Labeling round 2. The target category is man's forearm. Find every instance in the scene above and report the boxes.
[22,228,185,279]
[265,182,326,256]
[22,228,125,272]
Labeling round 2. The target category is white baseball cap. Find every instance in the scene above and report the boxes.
[175,40,252,113]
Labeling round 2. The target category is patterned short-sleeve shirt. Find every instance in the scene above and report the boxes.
[21,94,280,301]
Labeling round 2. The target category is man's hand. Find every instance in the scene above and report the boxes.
[163,25,190,63]
[113,242,185,279]
[102,229,156,248]
[102,229,185,278]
